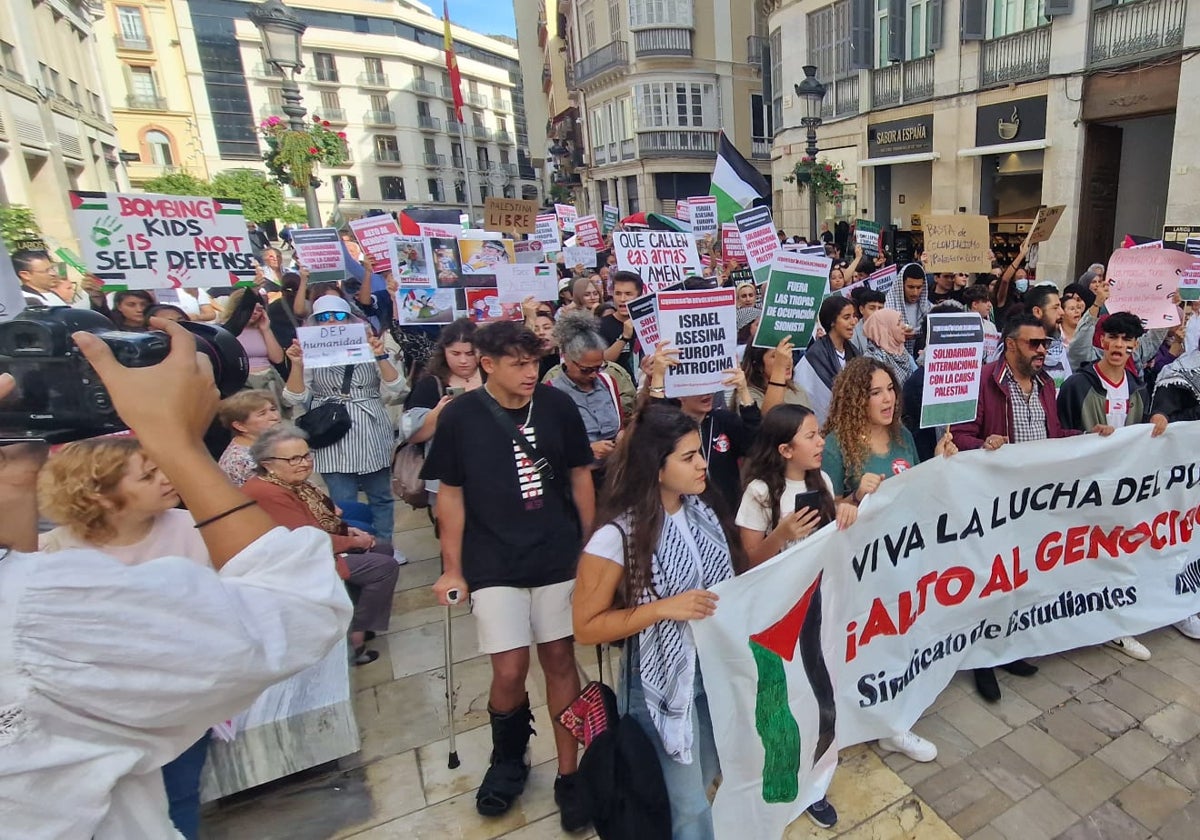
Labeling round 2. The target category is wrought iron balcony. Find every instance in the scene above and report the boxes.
[870,56,934,108]
[410,78,439,95]
[820,75,860,119]
[418,114,441,131]
[493,98,511,112]
[980,25,1051,87]
[747,35,765,67]
[424,153,446,167]
[307,67,340,84]
[574,40,628,87]
[115,33,152,51]
[752,138,770,159]
[466,91,489,108]
[633,28,692,58]
[493,130,514,144]
[471,124,490,141]
[636,129,717,159]
[318,108,347,124]
[127,94,167,111]
[1090,0,1185,67]
[373,148,402,164]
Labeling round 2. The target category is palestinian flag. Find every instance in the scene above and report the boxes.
[213,199,244,216]
[710,131,770,224]
[70,191,109,212]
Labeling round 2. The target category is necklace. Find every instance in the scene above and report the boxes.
[484,384,534,427]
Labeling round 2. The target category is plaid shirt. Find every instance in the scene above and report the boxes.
[1000,365,1049,443]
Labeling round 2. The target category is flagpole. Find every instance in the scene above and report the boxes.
[459,120,477,225]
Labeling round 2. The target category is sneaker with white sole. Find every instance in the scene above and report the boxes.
[393,549,409,566]
[878,729,938,762]
[805,797,837,829]
[1175,614,1200,640]
[1106,636,1151,661]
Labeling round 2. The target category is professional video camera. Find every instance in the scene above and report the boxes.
[0,306,248,442]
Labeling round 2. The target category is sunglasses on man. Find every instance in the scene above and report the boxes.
[1016,337,1053,350]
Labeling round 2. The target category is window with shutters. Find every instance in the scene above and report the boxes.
[585,11,596,51]
[628,0,694,28]
[608,0,621,33]
[807,1,854,80]
[769,29,782,131]
[379,176,406,201]
[987,0,1045,37]
[320,90,341,111]
[634,82,716,129]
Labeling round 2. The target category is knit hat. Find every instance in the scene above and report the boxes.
[736,306,762,332]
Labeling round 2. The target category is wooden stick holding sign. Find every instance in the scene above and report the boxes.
[1023,205,1066,248]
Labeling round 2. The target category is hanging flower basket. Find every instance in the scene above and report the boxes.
[259,115,348,190]
[785,157,846,204]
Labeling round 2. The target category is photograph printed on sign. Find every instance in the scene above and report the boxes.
[392,237,436,288]
[396,287,457,325]
[429,237,464,288]
[463,288,522,323]
[457,237,515,287]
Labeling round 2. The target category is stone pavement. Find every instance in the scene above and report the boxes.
[201,507,1200,840]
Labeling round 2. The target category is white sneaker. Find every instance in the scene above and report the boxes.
[1174,614,1200,640]
[878,730,937,762]
[393,549,409,566]
[1106,636,1151,661]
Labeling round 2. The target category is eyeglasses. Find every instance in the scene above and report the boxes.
[264,452,314,466]
[572,361,603,375]
[314,311,351,322]
[1017,338,1053,350]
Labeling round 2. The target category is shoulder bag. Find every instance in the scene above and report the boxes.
[295,365,355,449]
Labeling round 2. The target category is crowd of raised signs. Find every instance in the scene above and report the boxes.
[10,212,1200,840]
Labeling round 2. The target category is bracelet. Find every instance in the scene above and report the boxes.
[649,385,665,395]
[375,354,390,361]
[768,380,788,387]
[193,500,258,529]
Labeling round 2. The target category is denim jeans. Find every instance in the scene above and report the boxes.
[619,645,720,840]
[162,734,210,840]
[323,468,394,545]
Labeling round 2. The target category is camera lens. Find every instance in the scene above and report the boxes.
[179,322,248,397]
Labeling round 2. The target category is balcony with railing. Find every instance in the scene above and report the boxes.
[251,63,285,79]
[318,108,347,124]
[373,148,402,164]
[636,129,717,159]
[447,119,466,134]
[594,144,608,166]
[466,91,490,108]
[358,72,389,88]
[820,75,861,119]
[493,130,514,144]
[115,32,152,51]
[493,98,511,112]
[500,162,519,177]
[1090,0,1185,67]
[981,25,1051,87]
[424,153,446,167]
[364,110,396,126]
[633,28,692,57]
[259,103,286,119]
[410,78,439,96]
[542,63,553,91]
[574,40,628,87]
[747,35,766,67]
[127,94,168,111]
[418,114,441,131]
[306,67,340,84]
[752,138,771,159]
[870,56,934,108]
[471,124,490,141]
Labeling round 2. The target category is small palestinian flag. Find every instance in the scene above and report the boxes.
[213,199,244,216]
[70,191,109,212]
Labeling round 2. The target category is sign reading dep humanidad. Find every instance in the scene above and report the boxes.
[70,191,256,289]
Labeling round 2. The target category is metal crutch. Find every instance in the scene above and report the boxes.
[445,587,461,769]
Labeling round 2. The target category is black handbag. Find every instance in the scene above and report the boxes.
[295,365,355,448]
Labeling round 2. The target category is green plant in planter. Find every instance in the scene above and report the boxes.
[785,157,846,204]
[260,115,349,190]
[0,205,44,252]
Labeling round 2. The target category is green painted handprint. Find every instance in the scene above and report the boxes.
[91,215,124,247]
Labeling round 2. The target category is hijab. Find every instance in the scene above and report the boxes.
[863,308,908,355]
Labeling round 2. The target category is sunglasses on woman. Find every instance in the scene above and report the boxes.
[314,311,351,323]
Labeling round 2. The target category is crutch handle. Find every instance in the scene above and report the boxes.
[446,589,461,605]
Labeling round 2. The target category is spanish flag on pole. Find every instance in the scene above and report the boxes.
[443,2,465,123]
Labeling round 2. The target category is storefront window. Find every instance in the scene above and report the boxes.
[987,0,1044,38]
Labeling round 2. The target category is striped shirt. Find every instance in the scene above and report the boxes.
[282,362,406,474]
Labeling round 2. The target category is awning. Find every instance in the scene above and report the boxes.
[857,152,940,168]
[957,139,1050,157]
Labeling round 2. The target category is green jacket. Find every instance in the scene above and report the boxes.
[1057,364,1149,431]
[541,360,637,418]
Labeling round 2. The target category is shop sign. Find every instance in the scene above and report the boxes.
[867,115,933,158]
[975,96,1047,147]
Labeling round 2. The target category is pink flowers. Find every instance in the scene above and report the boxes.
[337,132,347,139]
[308,147,319,154]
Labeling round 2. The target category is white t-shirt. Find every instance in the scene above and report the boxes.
[1096,365,1130,428]
[40,508,211,568]
[735,474,835,538]
[585,508,699,571]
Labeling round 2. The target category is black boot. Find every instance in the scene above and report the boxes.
[476,698,535,817]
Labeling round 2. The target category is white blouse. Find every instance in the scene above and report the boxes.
[0,526,352,839]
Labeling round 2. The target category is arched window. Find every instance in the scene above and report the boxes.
[145,130,173,166]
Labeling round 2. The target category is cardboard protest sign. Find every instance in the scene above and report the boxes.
[602,204,619,234]
[1180,264,1200,302]
[532,214,562,252]
[391,237,436,288]
[464,288,522,323]
[854,219,882,259]
[721,223,746,263]
[349,214,401,272]
[297,322,372,369]
[291,227,347,284]
[614,230,702,292]
[494,263,557,303]
[457,236,515,288]
[920,313,985,427]
[562,245,597,270]
[734,206,780,287]
[555,203,577,232]
[1106,247,1194,327]
[0,241,24,323]
[753,252,831,350]
[513,240,545,264]
[692,427,1200,839]
[69,191,256,289]
[396,287,457,324]
[574,215,604,249]
[657,287,737,398]
[483,197,538,234]
[688,195,718,238]
[922,215,990,273]
[1025,205,1066,245]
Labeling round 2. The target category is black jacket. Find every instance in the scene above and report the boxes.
[804,335,859,391]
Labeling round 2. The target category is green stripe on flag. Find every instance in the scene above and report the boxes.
[217,208,243,215]
[77,203,108,211]
[710,184,745,226]
[750,640,801,804]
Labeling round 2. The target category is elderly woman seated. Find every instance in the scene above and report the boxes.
[241,424,399,665]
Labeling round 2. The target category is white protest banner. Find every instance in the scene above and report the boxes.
[614,230,703,292]
[922,215,991,273]
[555,203,578,233]
[1026,205,1066,245]
[920,313,985,427]
[0,240,25,323]
[533,214,562,252]
[563,246,598,270]
[418,222,463,239]
[574,215,604,249]
[752,251,831,350]
[734,206,780,287]
[349,214,401,273]
[69,191,256,289]
[494,263,557,303]
[297,322,372,369]
[721,223,747,263]
[391,237,437,288]
[657,287,737,397]
[513,240,545,265]
[689,195,718,237]
[291,228,347,284]
[602,204,619,234]
[627,291,662,348]
[1106,247,1194,328]
[692,425,1200,839]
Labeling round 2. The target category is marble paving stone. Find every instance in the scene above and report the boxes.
[990,789,1078,840]
[1007,674,1072,712]
[352,634,397,691]
[1000,724,1080,779]
[1089,675,1166,721]
[1034,707,1111,755]
[1066,646,1125,680]
[910,713,978,767]
[499,814,596,839]
[1094,728,1170,780]
[395,556,444,592]
[393,504,432,533]
[922,769,995,819]
[945,786,1013,838]
[392,526,442,565]
[1055,801,1151,840]
[968,828,1006,840]
[1045,757,1127,816]
[1034,656,1099,695]
[1156,733,1200,789]
[816,745,912,831]
[1142,702,1200,748]
[939,697,1012,747]
[387,612,480,680]
[964,740,1048,802]
[986,690,1042,730]
[1154,793,1200,840]
[834,795,959,840]
[1066,695,1136,739]
[386,590,468,634]
[1112,768,1192,831]
[894,756,943,788]
[914,763,983,806]
[1151,655,1200,688]
[1115,662,1200,710]
[356,672,448,762]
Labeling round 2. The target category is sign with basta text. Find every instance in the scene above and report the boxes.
[922,215,991,274]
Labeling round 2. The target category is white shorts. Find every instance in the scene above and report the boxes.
[471,580,576,654]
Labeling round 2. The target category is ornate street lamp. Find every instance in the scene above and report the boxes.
[794,65,827,243]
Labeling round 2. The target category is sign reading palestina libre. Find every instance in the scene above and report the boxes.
[691,425,1200,839]
[70,191,256,289]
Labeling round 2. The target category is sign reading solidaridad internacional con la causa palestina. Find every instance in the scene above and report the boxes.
[70,191,257,289]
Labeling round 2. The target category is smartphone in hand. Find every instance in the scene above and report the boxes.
[794,490,823,514]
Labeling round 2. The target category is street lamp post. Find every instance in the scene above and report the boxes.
[249,0,322,228]
[794,65,827,244]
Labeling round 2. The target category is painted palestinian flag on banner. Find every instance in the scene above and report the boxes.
[710,130,771,224]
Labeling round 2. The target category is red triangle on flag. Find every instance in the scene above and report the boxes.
[748,574,822,662]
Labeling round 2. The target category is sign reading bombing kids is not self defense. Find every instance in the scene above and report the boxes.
[70,191,256,289]
[657,287,737,398]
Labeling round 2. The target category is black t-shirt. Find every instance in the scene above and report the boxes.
[598,314,637,379]
[420,385,593,589]
[928,287,964,306]
[406,373,445,410]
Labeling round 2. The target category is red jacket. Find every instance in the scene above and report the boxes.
[951,359,1081,450]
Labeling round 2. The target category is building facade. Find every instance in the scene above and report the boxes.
[555,0,771,217]
[172,0,538,223]
[0,0,124,249]
[768,0,1200,280]
[514,0,572,201]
